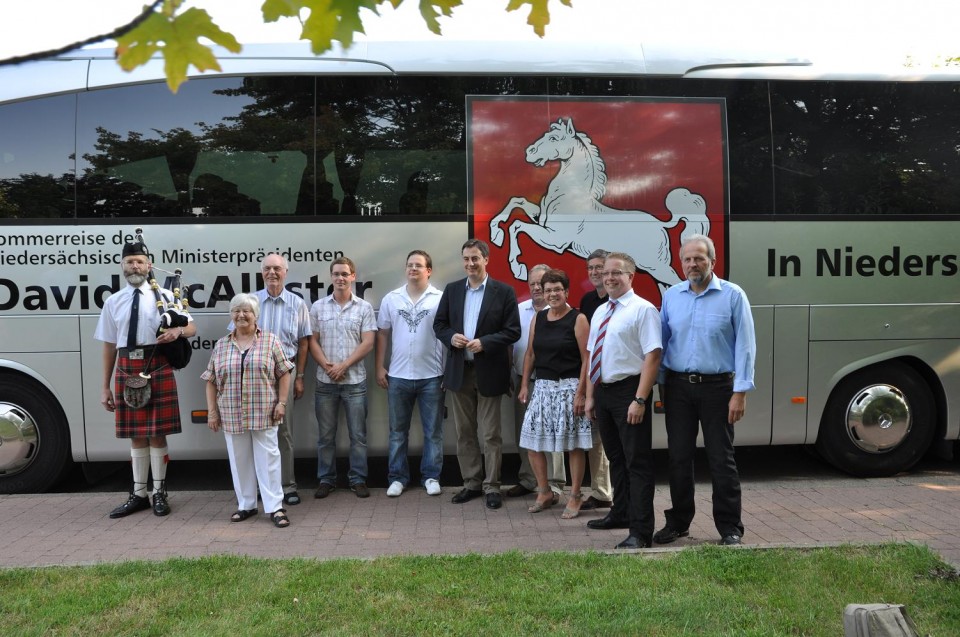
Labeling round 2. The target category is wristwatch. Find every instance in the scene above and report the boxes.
[296,373,305,378]
[278,401,287,407]
[633,396,646,406]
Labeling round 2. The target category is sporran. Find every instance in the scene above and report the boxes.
[123,375,152,408]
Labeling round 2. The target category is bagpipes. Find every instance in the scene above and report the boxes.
[124,228,195,408]
[135,227,194,371]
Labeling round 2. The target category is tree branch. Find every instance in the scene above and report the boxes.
[0,0,166,67]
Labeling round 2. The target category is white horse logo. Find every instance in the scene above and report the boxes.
[488,117,711,293]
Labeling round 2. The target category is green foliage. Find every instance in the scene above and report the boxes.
[116,1,241,92]
[506,0,571,36]
[419,0,464,35]
[1,544,959,636]
[111,0,569,92]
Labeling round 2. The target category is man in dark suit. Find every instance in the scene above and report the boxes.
[434,239,521,509]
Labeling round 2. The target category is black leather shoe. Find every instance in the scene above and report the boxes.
[152,490,171,517]
[653,525,690,544]
[580,495,613,511]
[109,493,151,519]
[586,514,629,530]
[485,492,503,509]
[720,534,742,546]
[283,491,301,506]
[451,488,483,504]
[506,484,533,497]
[615,534,652,549]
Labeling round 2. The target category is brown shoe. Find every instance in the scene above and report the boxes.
[580,495,612,511]
[506,484,534,497]
[350,483,370,498]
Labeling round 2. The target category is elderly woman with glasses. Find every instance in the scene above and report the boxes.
[518,269,593,518]
[203,293,295,528]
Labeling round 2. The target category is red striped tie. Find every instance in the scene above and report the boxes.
[589,300,617,384]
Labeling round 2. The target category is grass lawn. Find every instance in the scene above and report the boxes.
[2,543,958,636]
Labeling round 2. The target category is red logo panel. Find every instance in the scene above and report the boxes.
[468,97,727,307]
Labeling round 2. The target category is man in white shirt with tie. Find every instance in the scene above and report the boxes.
[95,240,197,519]
[584,252,662,549]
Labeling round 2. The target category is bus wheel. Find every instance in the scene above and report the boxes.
[0,375,72,494]
[816,363,935,477]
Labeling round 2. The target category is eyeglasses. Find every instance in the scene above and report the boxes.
[331,272,353,278]
[406,263,428,270]
[543,287,566,295]
[601,270,627,278]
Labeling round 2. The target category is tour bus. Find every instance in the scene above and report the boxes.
[1,36,959,494]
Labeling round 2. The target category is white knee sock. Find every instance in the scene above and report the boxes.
[150,446,169,493]
[131,447,150,497]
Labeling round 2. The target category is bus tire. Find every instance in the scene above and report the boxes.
[0,375,72,494]
[816,363,935,477]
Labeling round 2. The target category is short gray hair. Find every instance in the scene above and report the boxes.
[681,234,716,260]
[229,293,260,319]
[529,263,550,277]
[586,249,609,262]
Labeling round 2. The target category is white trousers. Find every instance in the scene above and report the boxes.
[224,428,283,515]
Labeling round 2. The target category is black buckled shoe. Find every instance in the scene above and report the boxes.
[720,534,742,546]
[283,491,302,506]
[109,493,151,519]
[152,490,171,517]
[653,525,690,544]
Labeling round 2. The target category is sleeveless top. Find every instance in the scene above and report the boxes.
[532,308,582,381]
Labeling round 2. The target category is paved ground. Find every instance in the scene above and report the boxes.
[4,467,960,568]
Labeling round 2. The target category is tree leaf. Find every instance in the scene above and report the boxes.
[261,0,304,23]
[418,0,463,35]
[261,0,383,53]
[116,6,240,92]
[505,0,570,37]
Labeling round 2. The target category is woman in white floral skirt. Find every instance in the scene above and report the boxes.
[518,269,592,518]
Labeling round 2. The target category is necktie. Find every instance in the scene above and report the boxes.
[589,300,617,384]
[127,289,141,349]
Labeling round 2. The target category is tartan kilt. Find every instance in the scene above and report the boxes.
[114,350,183,438]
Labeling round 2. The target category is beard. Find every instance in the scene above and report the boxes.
[125,273,147,287]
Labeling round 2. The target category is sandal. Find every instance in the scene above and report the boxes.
[271,509,290,528]
[561,492,584,519]
[527,487,555,513]
[230,508,257,523]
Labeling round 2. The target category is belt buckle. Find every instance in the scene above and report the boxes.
[130,348,144,360]
[688,373,702,384]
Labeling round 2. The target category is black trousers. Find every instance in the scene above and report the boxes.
[663,377,744,538]
[595,375,654,540]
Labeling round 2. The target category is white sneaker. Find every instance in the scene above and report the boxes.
[424,479,441,496]
[387,481,404,497]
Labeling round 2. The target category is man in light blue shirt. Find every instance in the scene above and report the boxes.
[654,233,756,547]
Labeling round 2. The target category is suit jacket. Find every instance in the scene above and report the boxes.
[433,276,521,396]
